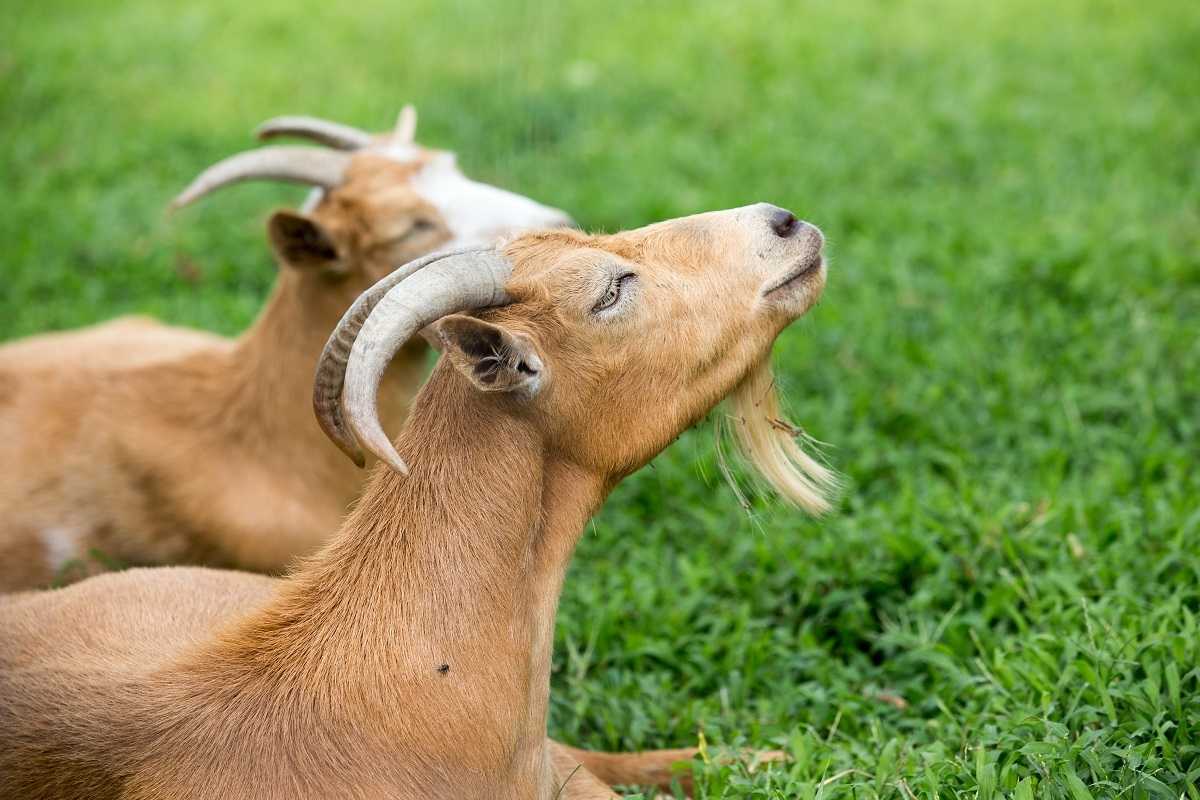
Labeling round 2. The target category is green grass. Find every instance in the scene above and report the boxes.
[3,0,1199,796]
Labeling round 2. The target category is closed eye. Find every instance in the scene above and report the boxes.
[387,218,439,245]
[592,273,637,315]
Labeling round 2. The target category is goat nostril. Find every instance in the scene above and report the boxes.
[770,210,799,238]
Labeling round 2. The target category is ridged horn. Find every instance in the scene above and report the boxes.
[169,146,351,211]
[254,115,373,150]
[313,248,513,472]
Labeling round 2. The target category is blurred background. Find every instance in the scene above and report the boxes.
[3,0,1198,796]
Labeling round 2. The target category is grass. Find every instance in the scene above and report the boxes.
[3,0,1199,796]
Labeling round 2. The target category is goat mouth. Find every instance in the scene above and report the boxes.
[763,256,824,296]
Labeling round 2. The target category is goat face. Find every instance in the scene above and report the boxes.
[434,203,827,477]
[173,108,573,308]
[267,155,450,286]
[268,154,573,308]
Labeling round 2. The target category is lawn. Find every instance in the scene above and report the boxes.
[2,0,1199,796]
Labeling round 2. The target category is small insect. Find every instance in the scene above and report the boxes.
[436,663,450,675]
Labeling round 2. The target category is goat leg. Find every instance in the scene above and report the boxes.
[547,739,621,799]
[550,741,787,797]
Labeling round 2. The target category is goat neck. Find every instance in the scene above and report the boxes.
[157,361,604,798]
[219,271,422,481]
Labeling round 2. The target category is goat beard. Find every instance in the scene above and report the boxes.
[717,360,838,515]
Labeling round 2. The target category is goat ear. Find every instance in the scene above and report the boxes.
[435,315,544,397]
[267,210,343,272]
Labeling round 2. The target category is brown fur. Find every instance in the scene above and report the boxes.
[0,154,469,590]
[0,205,823,798]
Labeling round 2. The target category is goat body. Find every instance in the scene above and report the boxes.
[0,290,424,589]
[0,391,676,799]
[0,205,827,797]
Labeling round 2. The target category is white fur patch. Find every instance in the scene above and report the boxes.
[370,144,572,246]
[408,153,572,247]
[41,525,84,571]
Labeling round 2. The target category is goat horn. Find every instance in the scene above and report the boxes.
[254,116,373,150]
[169,146,351,211]
[393,105,418,145]
[313,248,512,472]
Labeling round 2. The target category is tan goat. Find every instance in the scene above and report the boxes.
[0,203,835,798]
[0,108,572,591]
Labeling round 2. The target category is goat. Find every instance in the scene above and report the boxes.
[0,203,835,798]
[0,108,572,591]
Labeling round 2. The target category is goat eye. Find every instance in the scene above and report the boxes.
[596,285,618,310]
[592,273,635,314]
[393,219,436,243]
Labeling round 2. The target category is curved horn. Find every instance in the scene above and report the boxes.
[170,146,351,211]
[312,248,512,470]
[255,115,373,150]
